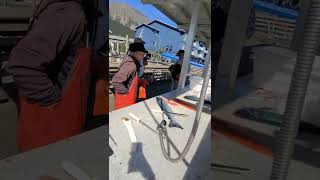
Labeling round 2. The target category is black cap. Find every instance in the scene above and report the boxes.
[134,38,145,44]
[129,42,148,53]
[176,50,185,56]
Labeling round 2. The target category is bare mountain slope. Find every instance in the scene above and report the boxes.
[110,3,150,30]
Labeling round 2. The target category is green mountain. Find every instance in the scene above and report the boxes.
[109,17,134,38]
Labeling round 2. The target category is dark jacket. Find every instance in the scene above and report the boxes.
[169,63,181,81]
[7,0,86,106]
[112,55,140,94]
[212,7,228,42]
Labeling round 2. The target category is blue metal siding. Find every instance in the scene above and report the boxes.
[134,27,158,51]
[148,22,185,54]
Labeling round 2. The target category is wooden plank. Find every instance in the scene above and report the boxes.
[255,18,296,28]
[256,18,296,28]
[109,35,133,42]
[253,11,296,49]
[256,12,296,23]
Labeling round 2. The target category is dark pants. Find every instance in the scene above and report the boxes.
[171,76,190,90]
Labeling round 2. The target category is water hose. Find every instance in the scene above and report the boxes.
[270,0,320,179]
[157,59,211,163]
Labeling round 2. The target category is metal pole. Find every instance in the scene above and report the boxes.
[125,35,129,52]
[158,37,161,64]
[178,0,200,90]
[213,0,252,108]
[202,41,211,78]
[116,43,119,53]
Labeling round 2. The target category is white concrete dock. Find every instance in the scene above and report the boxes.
[109,91,211,180]
[0,126,107,180]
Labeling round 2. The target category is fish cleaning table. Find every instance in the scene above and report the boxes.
[175,76,212,113]
[109,91,211,180]
[0,126,107,180]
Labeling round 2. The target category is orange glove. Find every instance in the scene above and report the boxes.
[138,79,149,99]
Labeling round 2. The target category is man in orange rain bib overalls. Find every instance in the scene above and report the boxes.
[6,0,95,152]
[112,42,148,110]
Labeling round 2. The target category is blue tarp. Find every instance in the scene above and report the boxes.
[253,0,298,20]
[161,52,179,60]
[160,52,204,68]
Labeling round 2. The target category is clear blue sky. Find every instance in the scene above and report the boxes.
[109,0,177,27]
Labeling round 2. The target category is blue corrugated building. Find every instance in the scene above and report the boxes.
[135,20,186,54]
[134,20,209,65]
[135,24,159,51]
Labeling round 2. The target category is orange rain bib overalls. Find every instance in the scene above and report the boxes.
[17,48,91,152]
[114,73,139,110]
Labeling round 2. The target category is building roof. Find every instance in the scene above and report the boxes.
[253,0,298,20]
[147,20,185,34]
[141,0,211,45]
[135,24,159,33]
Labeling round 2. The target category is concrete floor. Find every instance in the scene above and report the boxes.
[211,131,320,180]
[210,46,320,179]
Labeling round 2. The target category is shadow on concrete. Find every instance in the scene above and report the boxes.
[233,107,320,135]
[213,116,320,168]
[211,167,242,175]
[127,142,155,180]
[182,124,211,180]
[302,97,320,129]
